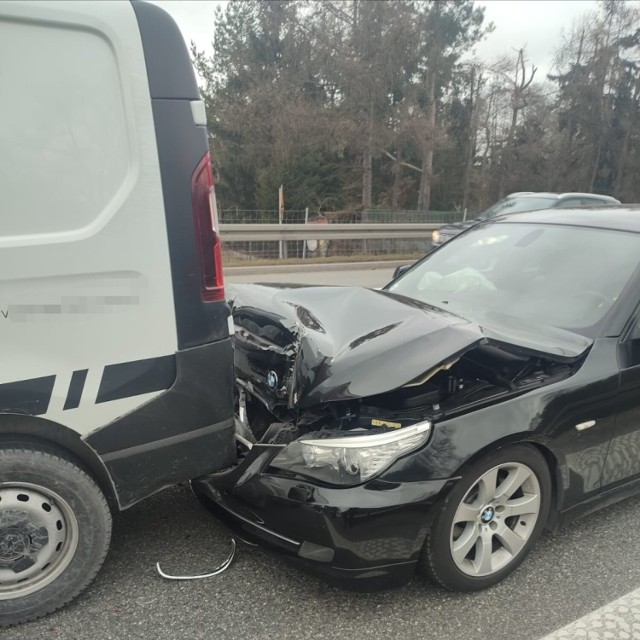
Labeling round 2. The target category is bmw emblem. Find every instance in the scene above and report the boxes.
[266,370,279,390]
[480,506,495,524]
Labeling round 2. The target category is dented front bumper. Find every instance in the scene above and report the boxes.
[191,444,456,591]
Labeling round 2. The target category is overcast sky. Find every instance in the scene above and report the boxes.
[152,0,600,78]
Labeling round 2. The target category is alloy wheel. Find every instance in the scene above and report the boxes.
[449,462,541,577]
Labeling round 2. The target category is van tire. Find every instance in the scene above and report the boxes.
[0,445,112,627]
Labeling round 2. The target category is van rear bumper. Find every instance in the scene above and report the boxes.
[86,338,235,509]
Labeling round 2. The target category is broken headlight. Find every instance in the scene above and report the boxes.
[270,422,431,485]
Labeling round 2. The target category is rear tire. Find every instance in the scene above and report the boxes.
[0,445,112,627]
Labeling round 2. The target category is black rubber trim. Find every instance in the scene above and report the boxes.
[150,99,210,349]
[102,416,235,509]
[63,369,88,411]
[96,355,176,404]
[100,420,229,463]
[130,1,200,100]
[149,99,230,349]
[86,339,235,508]
[88,342,232,452]
[0,376,55,416]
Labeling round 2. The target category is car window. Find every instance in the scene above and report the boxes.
[556,198,584,208]
[477,197,556,220]
[557,197,615,208]
[582,197,616,206]
[387,222,640,339]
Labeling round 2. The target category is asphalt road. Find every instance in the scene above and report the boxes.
[6,265,639,639]
[6,484,640,640]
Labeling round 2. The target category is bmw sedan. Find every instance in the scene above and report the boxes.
[193,208,640,592]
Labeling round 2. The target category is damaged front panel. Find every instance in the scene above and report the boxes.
[228,284,589,454]
[229,284,486,409]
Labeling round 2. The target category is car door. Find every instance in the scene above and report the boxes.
[602,314,640,488]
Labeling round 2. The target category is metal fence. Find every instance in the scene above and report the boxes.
[219,208,462,264]
[219,208,464,224]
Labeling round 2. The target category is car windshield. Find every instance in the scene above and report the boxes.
[476,196,556,220]
[386,222,640,339]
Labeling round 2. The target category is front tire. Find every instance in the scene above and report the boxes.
[0,445,112,627]
[421,445,551,591]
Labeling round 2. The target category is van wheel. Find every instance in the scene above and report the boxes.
[0,445,112,627]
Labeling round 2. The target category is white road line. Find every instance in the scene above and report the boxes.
[541,587,640,639]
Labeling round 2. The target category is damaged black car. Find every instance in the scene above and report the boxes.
[193,208,640,592]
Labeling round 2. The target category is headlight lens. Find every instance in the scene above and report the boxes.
[270,422,431,485]
[432,230,440,243]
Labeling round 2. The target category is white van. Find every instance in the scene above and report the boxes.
[0,0,235,626]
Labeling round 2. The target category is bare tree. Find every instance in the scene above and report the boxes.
[462,64,485,211]
[496,49,537,198]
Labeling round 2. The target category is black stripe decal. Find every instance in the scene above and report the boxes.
[96,355,176,404]
[63,369,88,411]
[0,376,55,416]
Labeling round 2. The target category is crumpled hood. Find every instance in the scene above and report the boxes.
[228,284,486,408]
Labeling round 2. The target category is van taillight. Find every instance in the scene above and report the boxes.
[191,152,225,302]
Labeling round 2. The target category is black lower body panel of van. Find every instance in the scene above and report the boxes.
[85,338,235,509]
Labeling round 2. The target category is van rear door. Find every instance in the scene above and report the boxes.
[0,0,235,509]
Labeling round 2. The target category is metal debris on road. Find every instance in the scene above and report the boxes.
[156,538,237,581]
